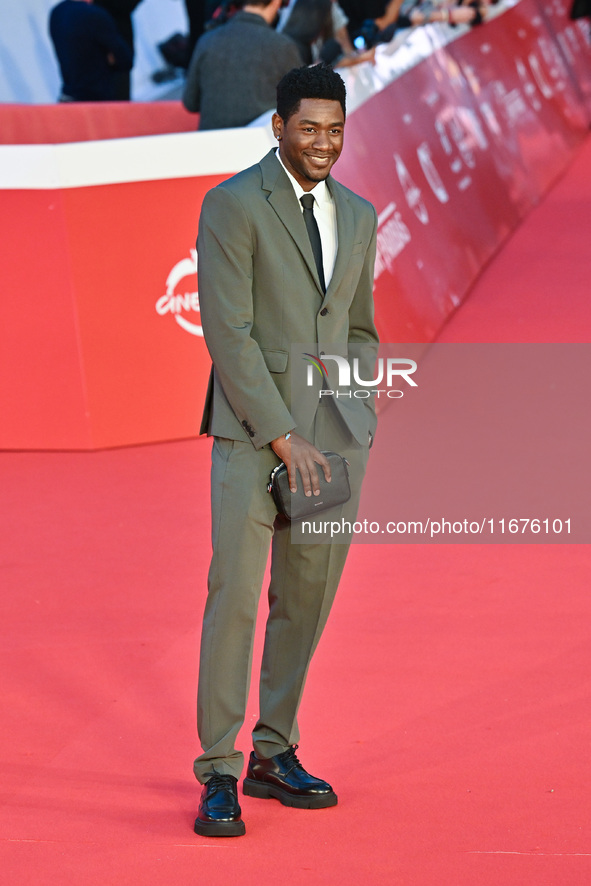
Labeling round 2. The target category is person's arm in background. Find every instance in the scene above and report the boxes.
[409,3,485,26]
[332,1,355,52]
[374,0,405,29]
[371,0,487,39]
[331,1,377,67]
[182,38,203,111]
[96,9,134,70]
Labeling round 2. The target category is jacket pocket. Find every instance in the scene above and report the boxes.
[261,348,288,373]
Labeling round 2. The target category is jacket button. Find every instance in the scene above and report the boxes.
[320,307,329,316]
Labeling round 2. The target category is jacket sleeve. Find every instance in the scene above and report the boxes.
[197,185,296,449]
[95,11,133,70]
[182,42,202,112]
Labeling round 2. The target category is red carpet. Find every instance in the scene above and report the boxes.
[2,138,591,884]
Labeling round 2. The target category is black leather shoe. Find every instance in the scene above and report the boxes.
[194,773,246,837]
[243,745,337,809]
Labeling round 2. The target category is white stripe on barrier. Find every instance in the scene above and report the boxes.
[0,127,276,190]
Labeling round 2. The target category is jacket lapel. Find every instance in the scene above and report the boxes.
[324,177,354,304]
[260,150,325,298]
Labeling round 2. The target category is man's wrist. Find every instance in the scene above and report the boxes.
[270,430,294,453]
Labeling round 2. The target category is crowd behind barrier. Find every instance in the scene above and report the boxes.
[179,0,497,132]
[0,0,590,450]
[0,0,512,109]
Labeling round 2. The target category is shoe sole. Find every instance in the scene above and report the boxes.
[194,816,246,837]
[243,778,338,809]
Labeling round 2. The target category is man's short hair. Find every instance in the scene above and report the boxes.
[276,63,346,123]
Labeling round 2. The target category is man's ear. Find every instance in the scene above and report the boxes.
[271,113,284,141]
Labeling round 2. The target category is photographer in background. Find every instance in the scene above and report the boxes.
[49,0,133,101]
[182,0,302,129]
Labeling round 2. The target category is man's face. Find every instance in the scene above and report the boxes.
[272,98,345,192]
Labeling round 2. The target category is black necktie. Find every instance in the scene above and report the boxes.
[300,193,326,294]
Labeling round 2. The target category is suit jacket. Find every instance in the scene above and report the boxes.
[197,148,379,449]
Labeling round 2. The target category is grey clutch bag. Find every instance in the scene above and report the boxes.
[267,451,351,521]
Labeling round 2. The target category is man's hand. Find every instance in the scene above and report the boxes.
[449,5,480,24]
[270,432,331,497]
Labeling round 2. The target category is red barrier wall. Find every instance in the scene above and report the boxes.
[334,0,591,341]
[0,101,197,145]
[1,0,590,450]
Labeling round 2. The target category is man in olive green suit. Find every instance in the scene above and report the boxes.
[193,64,378,837]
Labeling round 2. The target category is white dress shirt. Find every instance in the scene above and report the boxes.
[276,150,338,288]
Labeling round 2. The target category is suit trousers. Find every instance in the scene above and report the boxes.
[193,400,369,783]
